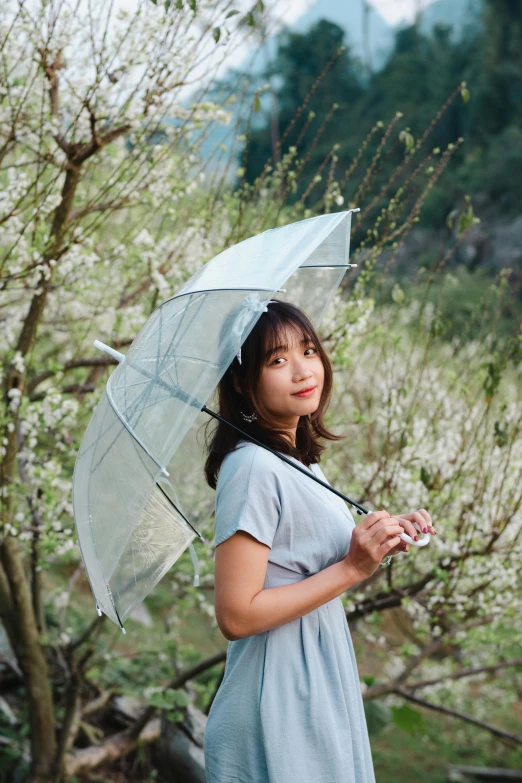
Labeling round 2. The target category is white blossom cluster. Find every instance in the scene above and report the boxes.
[0,0,256,603]
[320,286,522,707]
[1,2,520,729]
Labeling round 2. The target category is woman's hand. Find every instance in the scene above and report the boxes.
[387,509,437,555]
[343,510,405,581]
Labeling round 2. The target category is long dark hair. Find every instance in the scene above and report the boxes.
[203,299,344,489]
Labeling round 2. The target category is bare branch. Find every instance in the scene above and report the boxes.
[394,686,522,746]
[64,717,160,777]
[29,382,97,402]
[67,196,133,223]
[74,122,131,165]
[407,658,522,692]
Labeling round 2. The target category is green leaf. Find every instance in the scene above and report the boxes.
[166,709,185,722]
[213,26,221,42]
[446,208,457,230]
[461,81,470,103]
[245,10,255,26]
[391,283,405,304]
[420,465,433,489]
[253,94,261,112]
[458,202,475,234]
[148,687,189,711]
[149,0,158,4]
[175,0,183,7]
[364,700,391,736]
[391,703,426,736]
[172,689,190,707]
[187,0,196,10]
[399,129,414,151]
[493,420,509,448]
[225,9,240,17]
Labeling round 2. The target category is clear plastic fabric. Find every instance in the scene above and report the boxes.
[72,210,356,629]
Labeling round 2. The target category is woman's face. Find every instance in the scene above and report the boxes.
[257,323,325,428]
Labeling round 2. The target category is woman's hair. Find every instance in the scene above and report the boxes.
[203,299,344,489]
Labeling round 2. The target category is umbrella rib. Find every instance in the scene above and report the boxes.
[89,421,124,474]
[125,291,208,432]
[86,388,156,476]
[105,382,168,475]
[156,285,300,310]
[78,394,122,464]
[118,292,205,430]
[155,480,203,540]
[159,291,209,388]
[157,292,203,387]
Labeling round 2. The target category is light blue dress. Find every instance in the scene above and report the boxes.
[203,440,376,783]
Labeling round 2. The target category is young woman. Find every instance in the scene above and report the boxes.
[203,299,436,783]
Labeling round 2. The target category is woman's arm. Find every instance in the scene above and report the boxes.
[214,531,366,641]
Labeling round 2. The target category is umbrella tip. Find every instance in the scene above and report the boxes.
[93,339,125,364]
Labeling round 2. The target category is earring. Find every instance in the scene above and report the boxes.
[239,400,257,423]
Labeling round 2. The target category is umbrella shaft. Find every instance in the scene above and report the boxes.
[200,405,368,517]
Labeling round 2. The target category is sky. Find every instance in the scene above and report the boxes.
[280,0,435,27]
[214,0,438,87]
[217,0,436,76]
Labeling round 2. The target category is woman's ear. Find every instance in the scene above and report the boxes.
[231,372,241,395]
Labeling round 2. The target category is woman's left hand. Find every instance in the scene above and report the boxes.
[387,509,436,555]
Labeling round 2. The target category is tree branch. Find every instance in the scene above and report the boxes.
[27,352,131,396]
[74,122,131,165]
[394,686,522,746]
[67,196,132,223]
[29,382,97,402]
[407,657,522,692]
[64,718,160,777]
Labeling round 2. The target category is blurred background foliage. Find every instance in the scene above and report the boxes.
[229,0,522,224]
[1,0,522,781]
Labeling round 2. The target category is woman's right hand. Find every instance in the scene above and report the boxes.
[343,510,404,581]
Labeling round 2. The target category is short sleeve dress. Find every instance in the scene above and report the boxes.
[203,440,376,783]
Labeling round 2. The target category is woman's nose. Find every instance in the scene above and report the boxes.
[293,362,313,380]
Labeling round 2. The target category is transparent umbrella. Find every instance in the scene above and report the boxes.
[72,208,425,634]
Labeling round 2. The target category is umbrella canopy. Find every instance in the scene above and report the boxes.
[72,210,359,631]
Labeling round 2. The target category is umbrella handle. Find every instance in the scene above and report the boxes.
[398,521,431,548]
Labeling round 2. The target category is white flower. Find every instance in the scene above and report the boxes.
[12,351,25,373]
[7,388,22,411]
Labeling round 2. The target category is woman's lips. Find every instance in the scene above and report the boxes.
[292,386,317,398]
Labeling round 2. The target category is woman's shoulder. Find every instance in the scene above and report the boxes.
[218,441,284,487]
[221,440,278,471]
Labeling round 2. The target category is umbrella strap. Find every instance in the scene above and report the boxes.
[189,542,200,587]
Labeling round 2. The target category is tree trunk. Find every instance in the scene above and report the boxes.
[0,538,56,781]
[0,163,82,782]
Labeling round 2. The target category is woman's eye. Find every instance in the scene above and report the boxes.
[271,347,316,365]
